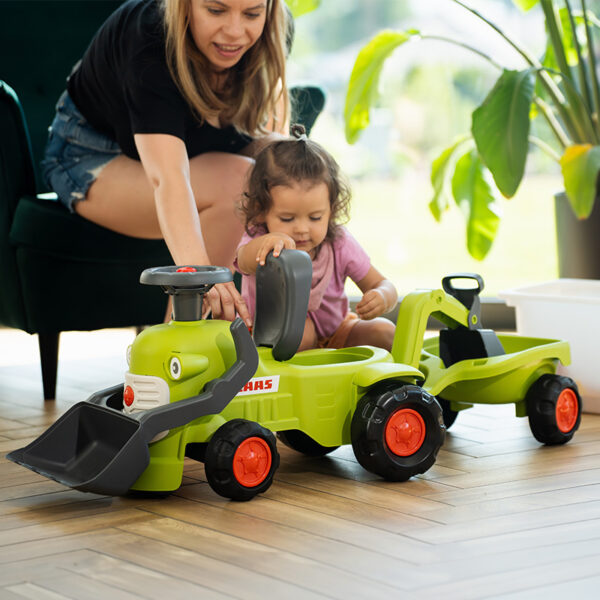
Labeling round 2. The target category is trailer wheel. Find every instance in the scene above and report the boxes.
[205,419,280,501]
[437,398,459,429]
[351,383,445,481]
[277,430,339,456]
[527,374,581,445]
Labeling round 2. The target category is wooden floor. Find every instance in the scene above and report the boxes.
[1,327,600,599]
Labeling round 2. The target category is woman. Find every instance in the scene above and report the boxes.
[41,0,289,325]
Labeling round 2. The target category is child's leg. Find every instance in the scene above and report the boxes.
[298,316,318,351]
[345,317,395,351]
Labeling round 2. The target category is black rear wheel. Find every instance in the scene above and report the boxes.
[351,383,445,481]
[277,430,339,456]
[527,374,581,445]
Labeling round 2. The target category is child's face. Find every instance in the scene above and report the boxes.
[264,180,331,256]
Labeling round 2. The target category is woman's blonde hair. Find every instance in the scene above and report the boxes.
[162,0,288,134]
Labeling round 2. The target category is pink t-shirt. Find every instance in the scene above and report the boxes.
[234,227,371,338]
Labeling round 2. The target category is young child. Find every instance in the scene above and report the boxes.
[235,125,398,352]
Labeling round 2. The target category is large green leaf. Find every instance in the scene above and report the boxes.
[472,69,535,198]
[513,0,539,11]
[429,137,471,222]
[560,144,600,218]
[285,0,320,18]
[344,30,417,144]
[451,150,502,260]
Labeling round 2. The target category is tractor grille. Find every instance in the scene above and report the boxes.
[123,372,170,414]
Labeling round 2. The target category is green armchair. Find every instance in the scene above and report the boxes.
[0,80,173,400]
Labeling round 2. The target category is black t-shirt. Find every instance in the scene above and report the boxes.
[67,0,252,160]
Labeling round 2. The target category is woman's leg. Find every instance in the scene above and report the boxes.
[345,318,396,351]
[78,151,252,267]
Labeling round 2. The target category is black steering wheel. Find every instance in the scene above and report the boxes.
[140,266,233,321]
[140,265,232,289]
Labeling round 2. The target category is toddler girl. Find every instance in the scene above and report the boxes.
[235,125,397,352]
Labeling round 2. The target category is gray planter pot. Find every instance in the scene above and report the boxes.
[555,192,600,279]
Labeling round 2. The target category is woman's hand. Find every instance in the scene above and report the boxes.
[255,233,296,266]
[203,280,252,327]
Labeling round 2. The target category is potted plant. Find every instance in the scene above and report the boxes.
[344,0,600,275]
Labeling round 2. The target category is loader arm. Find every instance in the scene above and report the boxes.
[391,288,470,369]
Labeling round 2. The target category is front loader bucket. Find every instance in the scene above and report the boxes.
[7,318,259,496]
[7,402,149,495]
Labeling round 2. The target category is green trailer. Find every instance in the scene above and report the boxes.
[395,275,580,445]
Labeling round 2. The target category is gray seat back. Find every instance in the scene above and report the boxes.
[253,250,312,361]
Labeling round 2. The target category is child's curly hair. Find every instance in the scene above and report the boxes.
[241,124,351,241]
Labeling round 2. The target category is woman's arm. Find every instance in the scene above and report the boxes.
[236,232,296,274]
[354,266,398,320]
[135,133,207,264]
[135,133,252,325]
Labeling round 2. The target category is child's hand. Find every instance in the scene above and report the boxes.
[355,289,387,320]
[256,233,296,266]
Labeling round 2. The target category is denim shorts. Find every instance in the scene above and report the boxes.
[41,91,122,212]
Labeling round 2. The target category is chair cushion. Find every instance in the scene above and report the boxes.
[10,195,171,262]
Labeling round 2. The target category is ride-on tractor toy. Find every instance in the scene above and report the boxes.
[7,255,581,501]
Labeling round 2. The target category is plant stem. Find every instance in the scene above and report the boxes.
[450,0,582,142]
[529,135,562,161]
[541,0,575,88]
[539,0,595,142]
[450,0,540,66]
[566,0,593,112]
[543,65,600,142]
[582,0,600,135]
[534,97,570,149]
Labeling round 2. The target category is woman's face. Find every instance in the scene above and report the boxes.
[189,0,268,71]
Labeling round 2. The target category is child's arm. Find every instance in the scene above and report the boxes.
[354,266,398,320]
[236,232,296,274]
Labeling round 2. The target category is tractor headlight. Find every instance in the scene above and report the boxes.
[169,356,182,380]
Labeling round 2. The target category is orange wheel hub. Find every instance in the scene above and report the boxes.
[385,408,426,457]
[232,437,272,487]
[556,388,579,433]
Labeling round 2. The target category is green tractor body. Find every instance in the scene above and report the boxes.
[127,319,423,492]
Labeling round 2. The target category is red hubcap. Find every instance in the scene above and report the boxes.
[385,408,426,456]
[232,437,272,487]
[556,388,579,433]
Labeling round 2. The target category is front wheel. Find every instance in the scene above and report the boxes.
[205,419,280,501]
[351,383,445,481]
[527,374,581,445]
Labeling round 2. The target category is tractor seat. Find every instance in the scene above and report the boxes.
[438,273,505,367]
[253,250,312,361]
